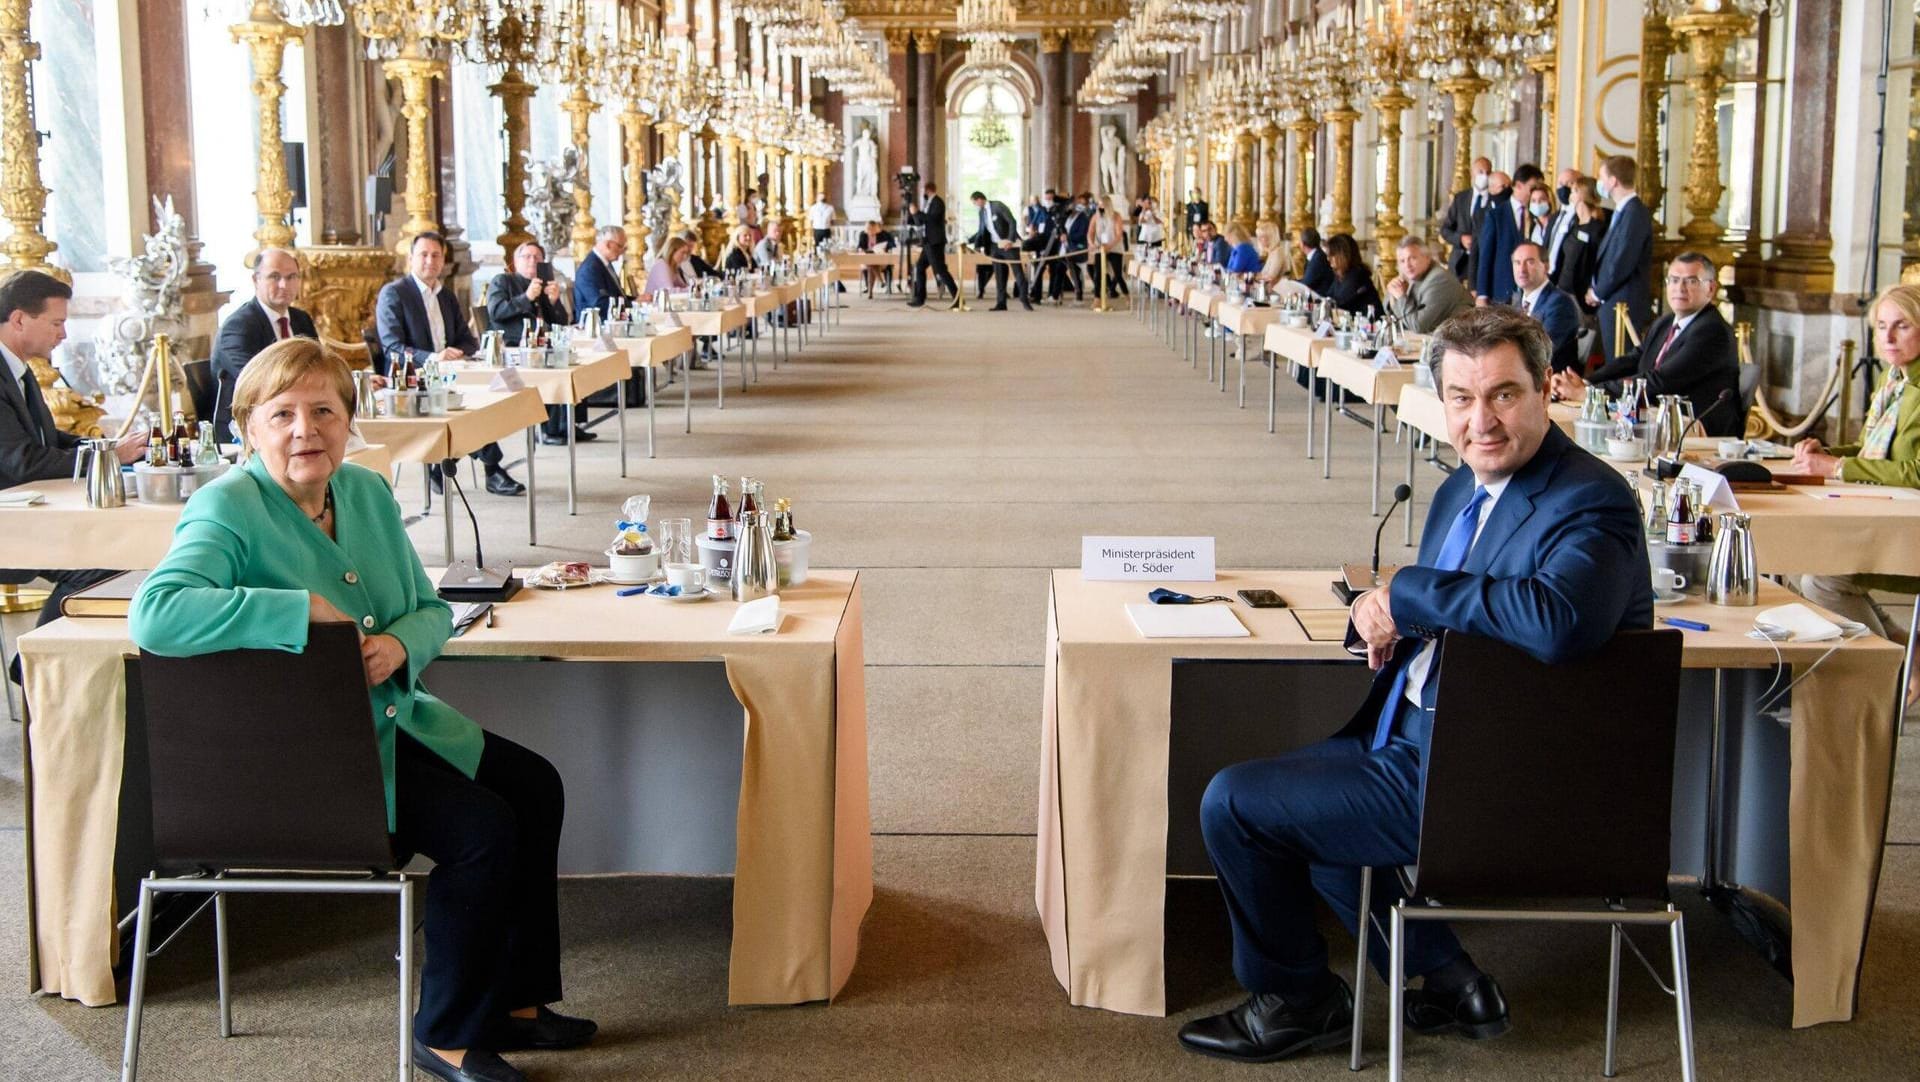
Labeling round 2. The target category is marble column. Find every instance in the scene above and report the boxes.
[913,30,938,188]
[1036,31,1065,190]
[1763,0,1840,295]
[885,29,910,218]
[1066,29,1096,193]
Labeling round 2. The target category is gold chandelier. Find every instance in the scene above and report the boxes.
[957,0,1017,44]
[969,86,1013,150]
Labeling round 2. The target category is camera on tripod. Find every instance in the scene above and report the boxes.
[895,167,923,241]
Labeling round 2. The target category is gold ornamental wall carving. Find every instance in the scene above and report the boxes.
[299,245,399,352]
[0,0,61,279]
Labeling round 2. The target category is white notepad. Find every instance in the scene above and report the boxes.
[1124,603,1250,639]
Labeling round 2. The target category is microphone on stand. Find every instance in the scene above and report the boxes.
[1687,388,1738,438]
[1334,484,1414,603]
[437,461,523,602]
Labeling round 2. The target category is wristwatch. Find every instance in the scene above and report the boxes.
[1831,458,1846,481]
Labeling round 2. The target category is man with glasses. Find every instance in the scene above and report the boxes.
[1551,252,1741,437]
[211,247,320,440]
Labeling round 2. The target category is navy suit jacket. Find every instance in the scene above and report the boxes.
[1591,195,1654,328]
[375,278,479,375]
[1298,248,1335,296]
[573,250,630,320]
[1518,286,1583,373]
[1473,192,1524,302]
[1587,304,1743,437]
[210,299,317,438]
[1342,425,1653,752]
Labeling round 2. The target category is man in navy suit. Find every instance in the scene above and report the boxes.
[1194,220,1231,268]
[573,225,631,320]
[1179,306,1652,1065]
[1509,241,1582,373]
[376,231,523,497]
[1471,172,1522,305]
[1296,228,1335,296]
[1588,155,1653,362]
[210,248,323,441]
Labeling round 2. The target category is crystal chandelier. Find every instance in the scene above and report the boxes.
[203,0,345,23]
[957,0,1017,44]
[1650,0,1779,16]
[964,37,1014,78]
[969,86,1013,150]
[351,0,482,61]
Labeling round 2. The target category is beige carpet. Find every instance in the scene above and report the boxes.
[5,294,1919,1080]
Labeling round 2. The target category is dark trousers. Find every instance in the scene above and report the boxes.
[911,243,957,304]
[541,404,586,438]
[986,246,1030,306]
[811,228,831,247]
[1045,254,1084,300]
[1198,709,1464,1000]
[393,729,565,1049]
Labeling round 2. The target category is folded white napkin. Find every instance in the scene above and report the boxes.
[1752,603,1864,643]
[0,489,46,506]
[727,594,783,635]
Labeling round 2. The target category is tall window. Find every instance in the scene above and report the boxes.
[951,81,1024,206]
[35,0,107,273]
[456,65,625,263]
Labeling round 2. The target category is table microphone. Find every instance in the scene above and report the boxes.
[1334,483,1413,602]
[438,462,523,602]
[1687,388,1737,437]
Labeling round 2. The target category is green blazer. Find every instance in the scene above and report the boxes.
[1830,368,1920,592]
[129,454,482,828]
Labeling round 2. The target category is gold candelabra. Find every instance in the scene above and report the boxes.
[0,0,60,278]
[230,3,310,257]
[351,0,481,253]
[466,0,545,252]
[1667,1,1757,260]
[1360,0,1417,271]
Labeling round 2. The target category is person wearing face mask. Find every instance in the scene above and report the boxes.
[1542,170,1585,282]
[1438,157,1493,285]
[1522,183,1556,246]
[1471,172,1522,306]
[1586,155,1654,362]
[1551,179,1609,314]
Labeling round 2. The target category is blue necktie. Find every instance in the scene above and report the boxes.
[1369,485,1490,750]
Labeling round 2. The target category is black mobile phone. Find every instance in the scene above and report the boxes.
[1237,589,1287,609]
[535,262,555,282]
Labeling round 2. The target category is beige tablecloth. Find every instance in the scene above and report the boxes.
[609,328,695,370]
[21,571,871,1008]
[446,348,628,407]
[355,388,546,464]
[1215,300,1281,339]
[1315,347,1416,406]
[659,304,747,339]
[0,444,394,571]
[1037,569,1899,1027]
[1264,323,1333,369]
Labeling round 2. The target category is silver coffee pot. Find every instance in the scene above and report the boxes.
[1705,511,1758,606]
[578,307,602,338]
[352,370,379,418]
[479,330,506,367]
[730,510,778,602]
[73,438,127,508]
[1648,394,1694,461]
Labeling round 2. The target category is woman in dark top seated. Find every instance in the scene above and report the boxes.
[722,226,758,273]
[1324,233,1382,316]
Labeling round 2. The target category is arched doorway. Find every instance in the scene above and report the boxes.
[947,77,1029,209]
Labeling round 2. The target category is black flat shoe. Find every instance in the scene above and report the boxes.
[538,432,571,446]
[1404,973,1510,1040]
[484,471,526,497]
[490,1005,599,1052]
[906,300,926,308]
[1177,978,1353,1064]
[411,1039,526,1082]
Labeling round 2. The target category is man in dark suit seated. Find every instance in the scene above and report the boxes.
[573,225,631,320]
[487,240,595,447]
[1552,251,1742,437]
[0,271,146,663]
[967,191,1033,312]
[1508,242,1582,373]
[376,231,524,497]
[209,247,322,441]
[1194,220,1231,268]
[1295,228,1334,296]
[1179,306,1652,1065]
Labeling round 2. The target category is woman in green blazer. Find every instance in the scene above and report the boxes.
[1793,284,1920,662]
[129,340,593,1082]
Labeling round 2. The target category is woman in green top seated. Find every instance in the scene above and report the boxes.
[129,339,592,1082]
[1794,283,1920,668]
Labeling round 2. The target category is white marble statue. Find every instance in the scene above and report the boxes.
[525,146,584,258]
[93,195,189,395]
[850,124,879,201]
[643,158,686,260]
[1098,125,1129,205]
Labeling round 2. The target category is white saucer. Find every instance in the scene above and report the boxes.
[607,571,659,586]
[1653,589,1687,605]
[641,583,712,602]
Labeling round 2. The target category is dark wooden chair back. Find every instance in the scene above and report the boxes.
[1413,629,1684,903]
[181,359,216,427]
[133,622,395,873]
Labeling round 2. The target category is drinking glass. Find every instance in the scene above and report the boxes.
[657,518,693,566]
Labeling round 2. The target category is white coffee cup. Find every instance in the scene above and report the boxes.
[1718,438,1747,460]
[1653,567,1687,595]
[665,563,707,592]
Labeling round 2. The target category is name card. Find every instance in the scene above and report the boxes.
[1372,348,1403,370]
[1082,536,1216,581]
[487,368,526,392]
[1678,462,1740,512]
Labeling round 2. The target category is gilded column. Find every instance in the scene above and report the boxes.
[1526,54,1558,176]
[1669,9,1749,262]
[1323,107,1358,239]
[384,56,446,255]
[561,82,599,260]
[720,133,744,222]
[1437,76,1487,198]
[491,65,537,251]
[0,0,59,276]
[1372,89,1412,272]
[1636,12,1674,231]
[619,101,650,281]
[1233,129,1257,233]
[1257,122,1281,232]
[1287,119,1316,241]
[231,5,302,256]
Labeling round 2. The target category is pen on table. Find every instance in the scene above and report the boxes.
[1819,492,1893,499]
[1661,617,1710,632]
[485,607,495,628]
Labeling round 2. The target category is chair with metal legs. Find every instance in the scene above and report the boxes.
[1347,629,1693,1081]
[120,623,415,1082]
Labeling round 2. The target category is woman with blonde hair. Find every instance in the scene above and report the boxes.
[131,339,594,1082]
[722,225,759,273]
[1092,195,1128,298]
[644,235,697,296]
[1254,221,1292,282]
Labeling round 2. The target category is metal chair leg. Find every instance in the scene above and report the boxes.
[1603,922,1622,1077]
[1351,866,1372,1071]
[1670,909,1697,1082]
[1387,904,1407,1082]
[120,877,157,1082]
[397,876,414,1082]
[215,891,232,1038]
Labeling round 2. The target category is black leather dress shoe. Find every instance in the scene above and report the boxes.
[411,1039,526,1082]
[427,464,444,496]
[1404,973,1510,1040]
[572,427,598,442]
[989,304,1008,311]
[1021,298,1034,311]
[490,1006,599,1052]
[906,299,926,308]
[484,470,526,497]
[1177,979,1353,1063]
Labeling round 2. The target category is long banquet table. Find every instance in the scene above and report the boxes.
[357,386,548,559]
[20,570,871,1008]
[446,347,630,514]
[1037,569,1900,1028]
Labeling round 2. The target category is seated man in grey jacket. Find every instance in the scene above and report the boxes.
[1385,235,1474,333]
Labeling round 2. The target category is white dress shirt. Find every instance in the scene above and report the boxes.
[260,300,293,339]
[1519,283,1549,314]
[806,201,835,230]
[1,340,27,388]
[1401,475,1510,708]
[414,275,445,353]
